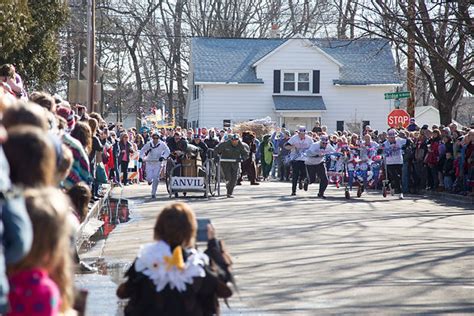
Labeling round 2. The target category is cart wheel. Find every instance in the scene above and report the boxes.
[165,175,172,196]
[383,187,387,198]
[345,190,350,199]
[357,186,362,198]
[207,160,217,197]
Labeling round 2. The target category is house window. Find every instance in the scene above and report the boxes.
[362,120,370,133]
[223,119,231,128]
[283,73,295,91]
[283,71,310,92]
[193,85,200,100]
[298,73,310,91]
[337,121,344,132]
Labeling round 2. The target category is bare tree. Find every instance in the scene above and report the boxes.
[346,0,473,125]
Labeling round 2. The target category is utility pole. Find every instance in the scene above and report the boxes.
[86,0,96,113]
[406,0,416,118]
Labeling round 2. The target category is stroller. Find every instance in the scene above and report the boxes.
[326,152,352,199]
[327,152,345,188]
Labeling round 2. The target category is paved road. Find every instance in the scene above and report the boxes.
[79,181,474,315]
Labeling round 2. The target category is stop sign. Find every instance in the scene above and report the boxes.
[387,109,410,128]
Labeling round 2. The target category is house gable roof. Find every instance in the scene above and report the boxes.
[251,36,343,68]
[192,37,401,85]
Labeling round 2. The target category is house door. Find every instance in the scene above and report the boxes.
[283,117,321,132]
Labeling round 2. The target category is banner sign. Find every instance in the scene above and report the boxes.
[171,177,205,190]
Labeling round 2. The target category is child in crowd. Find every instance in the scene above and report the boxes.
[67,182,92,223]
[443,151,455,192]
[56,145,73,187]
[7,188,74,316]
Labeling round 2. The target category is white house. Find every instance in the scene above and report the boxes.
[185,36,402,133]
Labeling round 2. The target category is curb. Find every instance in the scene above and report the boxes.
[76,184,113,249]
[420,189,474,205]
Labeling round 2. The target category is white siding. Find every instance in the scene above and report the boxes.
[323,85,393,133]
[187,96,200,124]
[190,38,397,132]
[415,107,441,127]
[199,84,269,128]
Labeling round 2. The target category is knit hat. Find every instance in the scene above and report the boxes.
[56,106,75,129]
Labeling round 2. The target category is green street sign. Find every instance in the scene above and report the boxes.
[384,91,411,100]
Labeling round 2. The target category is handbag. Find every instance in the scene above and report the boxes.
[95,162,108,184]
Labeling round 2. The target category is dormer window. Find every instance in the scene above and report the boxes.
[283,71,310,92]
[274,70,320,94]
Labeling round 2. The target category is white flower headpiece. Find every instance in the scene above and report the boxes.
[134,241,209,293]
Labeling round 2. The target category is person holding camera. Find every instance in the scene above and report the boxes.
[117,202,233,316]
[140,132,170,199]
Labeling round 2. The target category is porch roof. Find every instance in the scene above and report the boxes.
[273,95,327,111]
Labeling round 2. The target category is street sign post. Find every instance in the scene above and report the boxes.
[384,91,411,100]
[387,109,410,128]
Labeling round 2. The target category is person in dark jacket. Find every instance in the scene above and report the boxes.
[191,134,208,163]
[108,131,121,185]
[238,131,259,186]
[443,151,455,191]
[117,202,232,316]
[119,133,134,185]
[204,130,219,149]
[167,132,188,176]
[407,118,419,132]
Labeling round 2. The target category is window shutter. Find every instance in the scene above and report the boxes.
[273,70,281,93]
[312,70,320,94]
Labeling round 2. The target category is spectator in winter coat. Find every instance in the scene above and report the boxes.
[0,119,32,314]
[117,202,232,315]
[3,126,56,188]
[260,134,274,180]
[443,151,455,191]
[119,133,135,185]
[426,130,441,190]
[407,118,419,132]
[204,130,219,149]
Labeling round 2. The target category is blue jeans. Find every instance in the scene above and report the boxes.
[429,165,439,189]
[271,156,280,178]
[443,176,453,192]
[402,162,409,193]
